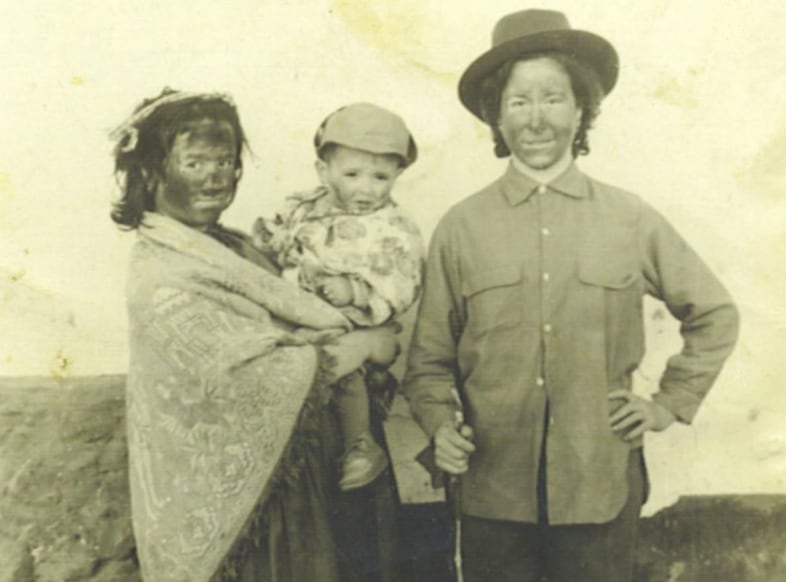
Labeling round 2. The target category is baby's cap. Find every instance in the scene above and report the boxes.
[315,103,417,167]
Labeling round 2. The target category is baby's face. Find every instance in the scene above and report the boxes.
[316,145,403,213]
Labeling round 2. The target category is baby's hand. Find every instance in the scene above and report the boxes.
[252,217,274,248]
[319,276,354,307]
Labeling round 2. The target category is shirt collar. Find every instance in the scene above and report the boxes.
[501,160,589,206]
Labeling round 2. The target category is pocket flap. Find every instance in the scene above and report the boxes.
[462,264,522,297]
[579,261,638,289]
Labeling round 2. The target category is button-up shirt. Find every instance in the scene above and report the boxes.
[403,163,739,524]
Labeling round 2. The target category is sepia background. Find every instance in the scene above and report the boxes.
[1,0,784,522]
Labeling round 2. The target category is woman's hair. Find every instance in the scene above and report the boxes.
[110,89,247,229]
[477,52,604,159]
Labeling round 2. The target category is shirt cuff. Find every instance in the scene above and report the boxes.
[652,388,702,424]
[412,403,459,439]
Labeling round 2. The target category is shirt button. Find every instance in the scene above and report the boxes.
[537,184,547,194]
[543,323,552,333]
[541,227,550,236]
[543,272,550,282]
[536,377,545,387]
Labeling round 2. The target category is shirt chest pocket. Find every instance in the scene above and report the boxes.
[577,227,640,290]
[461,264,523,334]
[576,226,646,373]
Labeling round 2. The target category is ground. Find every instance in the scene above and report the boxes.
[0,377,136,582]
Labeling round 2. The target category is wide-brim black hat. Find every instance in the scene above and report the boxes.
[458,9,619,121]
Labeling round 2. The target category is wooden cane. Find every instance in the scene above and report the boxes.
[448,410,469,582]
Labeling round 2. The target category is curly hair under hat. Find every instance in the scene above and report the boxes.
[478,52,605,160]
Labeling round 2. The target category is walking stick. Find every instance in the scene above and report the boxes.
[446,472,464,582]
[446,410,468,582]
[414,399,469,582]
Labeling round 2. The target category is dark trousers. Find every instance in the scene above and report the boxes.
[462,450,647,582]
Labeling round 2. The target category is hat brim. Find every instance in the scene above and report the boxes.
[458,29,619,121]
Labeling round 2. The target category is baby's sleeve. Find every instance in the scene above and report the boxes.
[250,195,306,269]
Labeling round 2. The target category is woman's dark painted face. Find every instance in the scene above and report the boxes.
[498,57,581,171]
[154,120,239,230]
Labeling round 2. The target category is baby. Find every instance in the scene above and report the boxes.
[254,103,425,491]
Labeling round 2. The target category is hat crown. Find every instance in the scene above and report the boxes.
[458,9,618,121]
[492,9,571,46]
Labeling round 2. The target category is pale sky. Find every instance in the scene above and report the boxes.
[1,0,785,507]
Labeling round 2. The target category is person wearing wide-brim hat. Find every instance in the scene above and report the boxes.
[404,9,739,582]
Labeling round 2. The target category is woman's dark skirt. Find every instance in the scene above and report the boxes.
[227,400,401,582]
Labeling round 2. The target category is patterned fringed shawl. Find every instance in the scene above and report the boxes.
[125,213,350,581]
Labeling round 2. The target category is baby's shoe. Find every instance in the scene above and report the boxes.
[339,432,388,491]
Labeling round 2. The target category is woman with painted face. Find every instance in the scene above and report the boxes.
[404,9,739,582]
[111,89,401,581]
